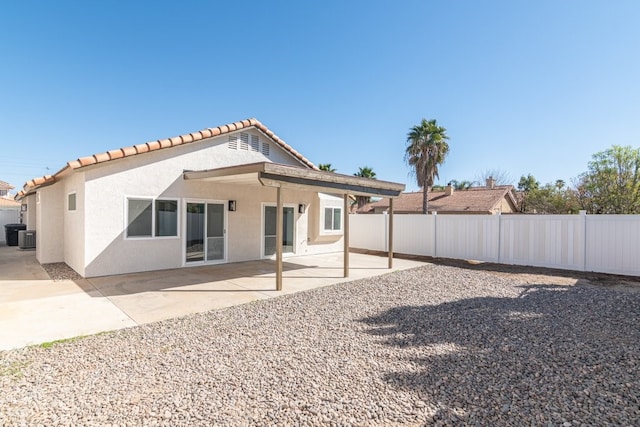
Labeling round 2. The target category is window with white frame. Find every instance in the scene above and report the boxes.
[68,192,76,211]
[155,199,178,237]
[126,198,178,238]
[323,207,342,231]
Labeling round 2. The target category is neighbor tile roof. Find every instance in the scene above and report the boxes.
[0,180,14,190]
[0,197,20,208]
[357,186,518,214]
[16,118,317,199]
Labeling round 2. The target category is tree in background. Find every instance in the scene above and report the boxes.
[517,174,539,212]
[476,168,513,186]
[576,145,640,214]
[353,166,377,208]
[517,174,581,214]
[318,163,336,172]
[518,174,539,193]
[448,179,476,190]
[405,119,450,214]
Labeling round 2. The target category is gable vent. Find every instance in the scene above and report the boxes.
[240,133,249,150]
[262,142,270,156]
[251,135,259,152]
[228,135,238,150]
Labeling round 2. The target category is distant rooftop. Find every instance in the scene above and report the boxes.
[356,184,518,214]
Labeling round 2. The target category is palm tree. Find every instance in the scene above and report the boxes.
[318,163,336,172]
[405,119,450,214]
[353,166,376,208]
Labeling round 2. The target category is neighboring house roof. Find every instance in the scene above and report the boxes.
[0,198,20,208]
[357,186,518,214]
[0,180,14,190]
[16,118,317,200]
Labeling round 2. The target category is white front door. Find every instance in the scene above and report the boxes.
[185,202,226,263]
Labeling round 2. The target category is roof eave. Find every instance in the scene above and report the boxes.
[17,118,318,199]
[184,162,405,197]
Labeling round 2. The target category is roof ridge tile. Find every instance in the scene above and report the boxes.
[16,117,318,198]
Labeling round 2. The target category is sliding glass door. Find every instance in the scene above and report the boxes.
[186,202,225,263]
[263,205,295,257]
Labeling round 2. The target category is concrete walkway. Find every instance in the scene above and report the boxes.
[0,245,426,351]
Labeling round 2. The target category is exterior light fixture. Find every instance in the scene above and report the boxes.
[298,204,306,214]
[228,200,237,211]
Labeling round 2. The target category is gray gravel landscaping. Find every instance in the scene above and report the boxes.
[1,263,639,426]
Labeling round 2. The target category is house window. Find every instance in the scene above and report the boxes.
[126,198,179,238]
[324,207,342,231]
[262,142,270,156]
[155,199,178,237]
[68,192,76,211]
[0,189,7,197]
[127,199,153,237]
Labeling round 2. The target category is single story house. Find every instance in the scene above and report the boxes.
[356,179,518,215]
[16,118,404,286]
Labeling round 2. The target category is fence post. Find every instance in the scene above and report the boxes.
[497,212,502,264]
[383,211,388,252]
[580,210,587,271]
[433,211,437,258]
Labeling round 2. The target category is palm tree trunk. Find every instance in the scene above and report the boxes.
[423,185,428,214]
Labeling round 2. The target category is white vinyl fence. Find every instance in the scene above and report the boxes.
[350,213,640,276]
[0,208,21,244]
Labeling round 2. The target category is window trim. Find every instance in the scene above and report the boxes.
[124,196,180,240]
[260,202,297,259]
[182,198,228,267]
[322,206,343,233]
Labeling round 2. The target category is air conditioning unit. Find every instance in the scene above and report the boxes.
[18,230,36,249]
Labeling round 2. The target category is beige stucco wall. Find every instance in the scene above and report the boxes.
[495,197,516,214]
[63,172,85,275]
[23,194,36,229]
[36,186,64,263]
[75,129,343,277]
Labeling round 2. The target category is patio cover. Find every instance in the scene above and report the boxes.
[183,162,404,290]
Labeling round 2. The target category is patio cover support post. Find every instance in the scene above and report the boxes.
[276,186,283,291]
[388,197,394,269]
[343,193,349,278]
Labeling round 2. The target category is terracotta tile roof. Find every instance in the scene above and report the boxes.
[0,180,14,190]
[357,186,518,214]
[15,118,317,200]
[0,197,21,208]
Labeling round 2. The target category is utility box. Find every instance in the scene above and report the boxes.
[18,230,36,249]
[4,224,26,246]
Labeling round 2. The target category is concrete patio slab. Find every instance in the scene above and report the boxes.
[87,252,426,325]
[0,245,137,350]
[0,244,427,350]
[0,245,49,280]
[0,279,137,349]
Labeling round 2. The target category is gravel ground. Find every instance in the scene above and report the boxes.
[1,263,639,426]
[41,262,83,281]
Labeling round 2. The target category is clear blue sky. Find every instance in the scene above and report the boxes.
[2,1,639,193]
